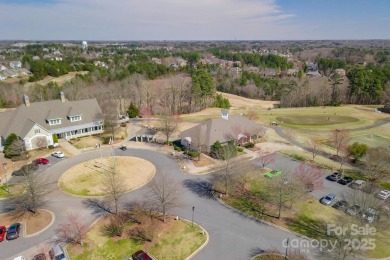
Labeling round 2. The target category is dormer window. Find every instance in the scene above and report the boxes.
[49,119,61,125]
[70,115,82,122]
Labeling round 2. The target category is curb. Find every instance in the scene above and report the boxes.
[251,253,285,260]
[213,192,313,241]
[184,220,209,260]
[57,157,156,198]
[24,209,56,238]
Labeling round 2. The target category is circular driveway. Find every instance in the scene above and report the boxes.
[0,147,324,260]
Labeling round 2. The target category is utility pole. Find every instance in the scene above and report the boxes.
[192,206,195,227]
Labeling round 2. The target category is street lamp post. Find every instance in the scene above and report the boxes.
[2,163,9,192]
[192,206,195,227]
[285,238,289,260]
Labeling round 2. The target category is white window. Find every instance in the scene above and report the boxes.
[49,119,61,125]
[70,115,81,122]
[34,128,40,134]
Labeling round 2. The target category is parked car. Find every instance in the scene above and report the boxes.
[337,176,353,185]
[33,158,49,165]
[132,250,153,260]
[377,190,390,200]
[51,151,65,159]
[12,163,39,176]
[332,200,349,211]
[32,253,46,260]
[6,223,21,240]
[49,244,67,260]
[350,180,366,190]
[0,225,6,242]
[320,194,336,205]
[328,172,342,181]
[264,170,282,179]
[346,204,361,216]
[13,257,25,260]
[362,208,378,223]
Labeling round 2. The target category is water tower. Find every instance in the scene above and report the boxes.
[82,41,88,51]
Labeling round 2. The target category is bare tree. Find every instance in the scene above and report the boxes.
[55,213,88,245]
[101,164,126,214]
[100,212,129,237]
[364,147,390,182]
[293,163,324,192]
[146,173,182,222]
[9,169,50,216]
[307,137,322,160]
[257,148,276,168]
[213,144,240,195]
[245,109,259,121]
[265,172,301,219]
[34,137,48,150]
[330,129,350,156]
[100,98,118,142]
[157,113,179,144]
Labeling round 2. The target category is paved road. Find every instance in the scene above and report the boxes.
[1,148,330,260]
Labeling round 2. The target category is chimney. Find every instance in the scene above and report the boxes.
[60,91,65,102]
[221,109,229,120]
[23,95,30,107]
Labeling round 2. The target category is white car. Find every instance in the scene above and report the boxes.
[362,208,378,223]
[377,190,390,200]
[52,151,65,158]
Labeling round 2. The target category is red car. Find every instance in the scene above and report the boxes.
[33,158,49,165]
[0,226,6,242]
[132,250,153,260]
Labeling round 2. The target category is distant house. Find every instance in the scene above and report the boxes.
[334,68,346,76]
[305,62,318,72]
[9,61,22,69]
[180,110,266,152]
[151,58,162,64]
[0,92,104,151]
[176,58,187,67]
[264,68,278,77]
[287,68,299,76]
[0,64,7,71]
[0,74,6,81]
[94,61,108,68]
[306,71,321,77]
[244,66,260,74]
[32,56,40,60]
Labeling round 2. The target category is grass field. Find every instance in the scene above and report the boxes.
[68,217,207,260]
[59,156,155,196]
[276,115,359,126]
[0,183,24,199]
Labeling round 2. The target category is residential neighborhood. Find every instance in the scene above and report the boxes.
[1,1,390,260]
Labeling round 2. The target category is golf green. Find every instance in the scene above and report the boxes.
[276,115,359,126]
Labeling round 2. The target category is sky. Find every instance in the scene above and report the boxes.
[0,0,389,40]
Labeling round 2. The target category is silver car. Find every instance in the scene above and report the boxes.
[320,194,336,205]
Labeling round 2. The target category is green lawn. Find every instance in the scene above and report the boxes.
[0,184,24,199]
[276,115,359,126]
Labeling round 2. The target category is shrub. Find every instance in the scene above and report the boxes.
[52,134,58,144]
[244,143,255,149]
[236,147,244,152]
[187,150,200,157]
[292,154,305,161]
[48,145,54,149]
[102,136,111,144]
[120,122,127,127]
[174,145,182,151]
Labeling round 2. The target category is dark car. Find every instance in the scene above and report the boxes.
[333,200,349,211]
[33,253,47,260]
[346,204,361,216]
[132,250,153,260]
[328,172,342,181]
[338,176,353,185]
[0,226,6,242]
[33,158,49,165]
[6,223,21,240]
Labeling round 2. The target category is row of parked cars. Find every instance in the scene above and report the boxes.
[320,172,390,224]
[0,223,21,242]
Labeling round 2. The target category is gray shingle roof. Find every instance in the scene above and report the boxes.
[180,115,266,148]
[0,98,103,138]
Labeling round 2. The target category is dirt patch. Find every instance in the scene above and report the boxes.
[0,209,53,235]
[59,156,155,196]
[219,92,279,109]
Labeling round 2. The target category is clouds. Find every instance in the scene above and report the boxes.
[0,0,300,40]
